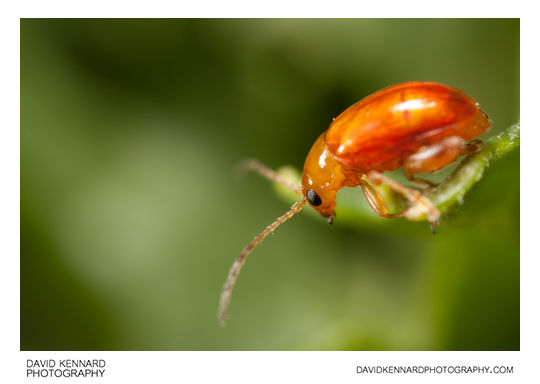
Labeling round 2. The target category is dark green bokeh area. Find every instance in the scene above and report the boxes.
[21,19,519,350]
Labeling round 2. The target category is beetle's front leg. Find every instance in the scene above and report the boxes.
[405,174,436,189]
[366,171,441,228]
[358,180,405,219]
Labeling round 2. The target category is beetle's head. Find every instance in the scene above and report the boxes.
[301,133,346,222]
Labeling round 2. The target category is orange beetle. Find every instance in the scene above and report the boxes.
[218,81,490,324]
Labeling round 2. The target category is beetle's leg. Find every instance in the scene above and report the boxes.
[239,159,303,196]
[403,136,483,176]
[405,174,437,189]
[403,137,485,190]
[367,170,440,226]
[359,180,405,219]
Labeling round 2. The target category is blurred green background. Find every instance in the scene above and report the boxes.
[21,19,519,350]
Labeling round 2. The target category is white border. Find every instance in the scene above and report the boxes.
[3,1,536,383]
[9,0,524,18]
[19,351,521,383]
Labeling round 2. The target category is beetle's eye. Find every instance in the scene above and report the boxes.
[306,189,322,206]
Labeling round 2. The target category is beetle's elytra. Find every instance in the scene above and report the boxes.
[218,81,490,324]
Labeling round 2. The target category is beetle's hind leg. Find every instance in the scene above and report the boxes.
[402,136,485,191]
[403,136,484,177]
[366,171,441,227]
[239,159,303,196]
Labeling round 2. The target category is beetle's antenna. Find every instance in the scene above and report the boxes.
[218,197,307,326]
[239,159,303,196]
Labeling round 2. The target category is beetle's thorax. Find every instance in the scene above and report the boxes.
[301,133,358,217]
